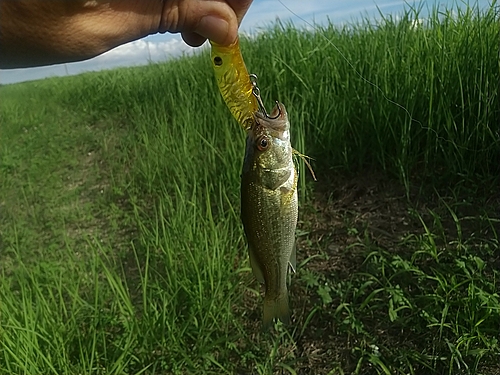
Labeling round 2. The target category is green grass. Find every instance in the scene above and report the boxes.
[1,3,499,374]
[248,4,499,186]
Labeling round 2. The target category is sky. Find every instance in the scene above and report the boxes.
[0,0,493,85]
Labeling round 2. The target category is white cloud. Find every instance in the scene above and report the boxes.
[96,38,195,63]
[0,35,200,85]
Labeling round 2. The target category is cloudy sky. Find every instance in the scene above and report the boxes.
[0,0,492,85]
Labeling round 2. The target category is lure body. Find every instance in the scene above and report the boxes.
[210,38,258,131]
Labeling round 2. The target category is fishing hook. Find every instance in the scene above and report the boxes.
[250,74,280,119]
[268,101,281,120]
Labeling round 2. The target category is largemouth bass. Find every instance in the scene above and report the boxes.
[241,102,298,329]
[210,38,300,328]
[210,38,258,131]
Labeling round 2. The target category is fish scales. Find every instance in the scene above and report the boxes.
[241,103,298,329]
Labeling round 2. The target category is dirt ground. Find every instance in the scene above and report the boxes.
[237,170,500,374]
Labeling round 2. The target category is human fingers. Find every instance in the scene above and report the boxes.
[226,0,252,25]
[159,0,252,47]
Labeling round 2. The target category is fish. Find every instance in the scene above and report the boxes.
[210,38,300,328]
[240,102,298,329]
[210,38,258,131]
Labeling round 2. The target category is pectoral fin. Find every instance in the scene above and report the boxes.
[288,242,296,274]
[248,246,265,283]
[261,168,291,191]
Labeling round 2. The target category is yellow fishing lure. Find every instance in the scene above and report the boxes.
[210,38,258,131]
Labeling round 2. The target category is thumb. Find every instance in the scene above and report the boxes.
[159,0,238,47]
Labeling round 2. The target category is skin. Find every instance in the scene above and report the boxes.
[0,0,253,69]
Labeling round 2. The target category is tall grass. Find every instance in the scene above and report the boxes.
[0,3,499,374]
[243,3,499,185]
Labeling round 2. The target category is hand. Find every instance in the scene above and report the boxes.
[0,0,253,68]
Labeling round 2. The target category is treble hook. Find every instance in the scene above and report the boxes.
[268,101,281,120]
[249,73,267,116]
[249,74,281,120]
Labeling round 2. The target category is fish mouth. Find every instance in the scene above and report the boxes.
[268,102,284,119]
[255,102,286,121]
[254,102,289,137]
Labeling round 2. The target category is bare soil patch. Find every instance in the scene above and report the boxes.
[238,170,500,374]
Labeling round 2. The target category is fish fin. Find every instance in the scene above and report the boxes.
[288,242,297,274]
[262,291,290,330]
[248,246,265,283]
[262,168,291,191]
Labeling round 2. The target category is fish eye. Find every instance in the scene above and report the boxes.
[213,56,223,66]
[257,136,269,151]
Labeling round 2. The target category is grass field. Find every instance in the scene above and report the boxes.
[1,3,499,374]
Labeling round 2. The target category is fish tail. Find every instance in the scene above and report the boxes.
[262,291,290,330]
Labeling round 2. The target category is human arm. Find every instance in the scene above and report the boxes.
[0,0,252,68]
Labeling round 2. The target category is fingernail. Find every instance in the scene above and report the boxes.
[198,15,229,44]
